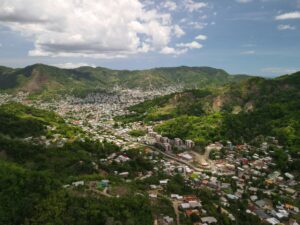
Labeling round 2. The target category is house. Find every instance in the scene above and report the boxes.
[72,181,84,187]
[255,199,267,208]
[160,179,169,185]
[227,194,239,200]
[171,194,183,200]
[266,217,280,225]
[254,209,270,220]
[189,201,201,209]
[284,172,294,180]
[163,216,174,224]
[201,217,218,224]
[119,172,129,177]
[180,203,190,210]
[250,195,258,202]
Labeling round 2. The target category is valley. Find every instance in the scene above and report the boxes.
[0,67,299,225]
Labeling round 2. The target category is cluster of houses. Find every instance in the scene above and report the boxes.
[2,92,299,225]
[145,138,299,225]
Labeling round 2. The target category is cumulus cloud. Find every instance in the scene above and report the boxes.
[162,1,177,11]
[51,62,96,69]
[160,46,187,55]
[195,34,207,40]
[173,25,185,37]
[275,11,300,20]
[177,41,203,49]
[278,24,296,30]
[184,0,207,12]
[0,0,187,58]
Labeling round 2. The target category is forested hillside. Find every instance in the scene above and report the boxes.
[119,72,300,154]
[0,64,249,97]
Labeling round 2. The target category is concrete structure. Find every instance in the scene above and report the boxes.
[186,140,195,148]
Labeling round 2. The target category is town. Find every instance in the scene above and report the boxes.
[0,90,299,225]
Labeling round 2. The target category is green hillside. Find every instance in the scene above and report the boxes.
[0,102,81,138]
[0,64,250,97]
[119,72,300,152]
[0,103,156,225]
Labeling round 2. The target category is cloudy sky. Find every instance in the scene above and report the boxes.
[0,0,299,76]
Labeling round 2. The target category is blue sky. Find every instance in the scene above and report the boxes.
[0,0,299,77]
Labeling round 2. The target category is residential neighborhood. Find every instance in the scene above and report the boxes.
[1,88,298,225]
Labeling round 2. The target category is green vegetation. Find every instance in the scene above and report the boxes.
[0,103,161,225]
[155,113,223,146]
[0,102,83,139]
[0,64,249,97]
[129,129,147,137]
[116,89,211,123]
[121,71,300,172]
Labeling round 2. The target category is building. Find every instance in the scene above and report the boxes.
[163,143,172,152]
[186,140,195,148]
[174,138,183,146]
[161,137,170,143]
[201,217,218,224]
[72,181,84,187]
[178,152,193,161]
[156,134,162,143]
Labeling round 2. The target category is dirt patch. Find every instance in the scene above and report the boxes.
[212,96,223,111]
[21,69,48,93]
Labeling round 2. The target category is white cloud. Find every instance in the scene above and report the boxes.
[184,0,207,12]
[52,62,96,69]
[160,46,187,55]
[195,34,207,40]
[275,11,300,20]
[236,0,252,3]
[160,46,176,54]
[173,25,185,37]
[277,24,296,30]
[177,41,203,49]
[0,0,184,58]
[188,21,208,29]
[261,67,298,75]
[241,50,255,55]
[0,43,2,47]
[162,1,177,11]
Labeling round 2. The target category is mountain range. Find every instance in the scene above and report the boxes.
[0,64,251,97]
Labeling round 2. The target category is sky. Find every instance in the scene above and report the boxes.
[0,0,299,77]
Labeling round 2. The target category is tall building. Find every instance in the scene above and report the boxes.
[186,140,195,148]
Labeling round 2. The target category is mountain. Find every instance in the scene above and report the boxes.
[118,71,300,151]
[0,64,250,97]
